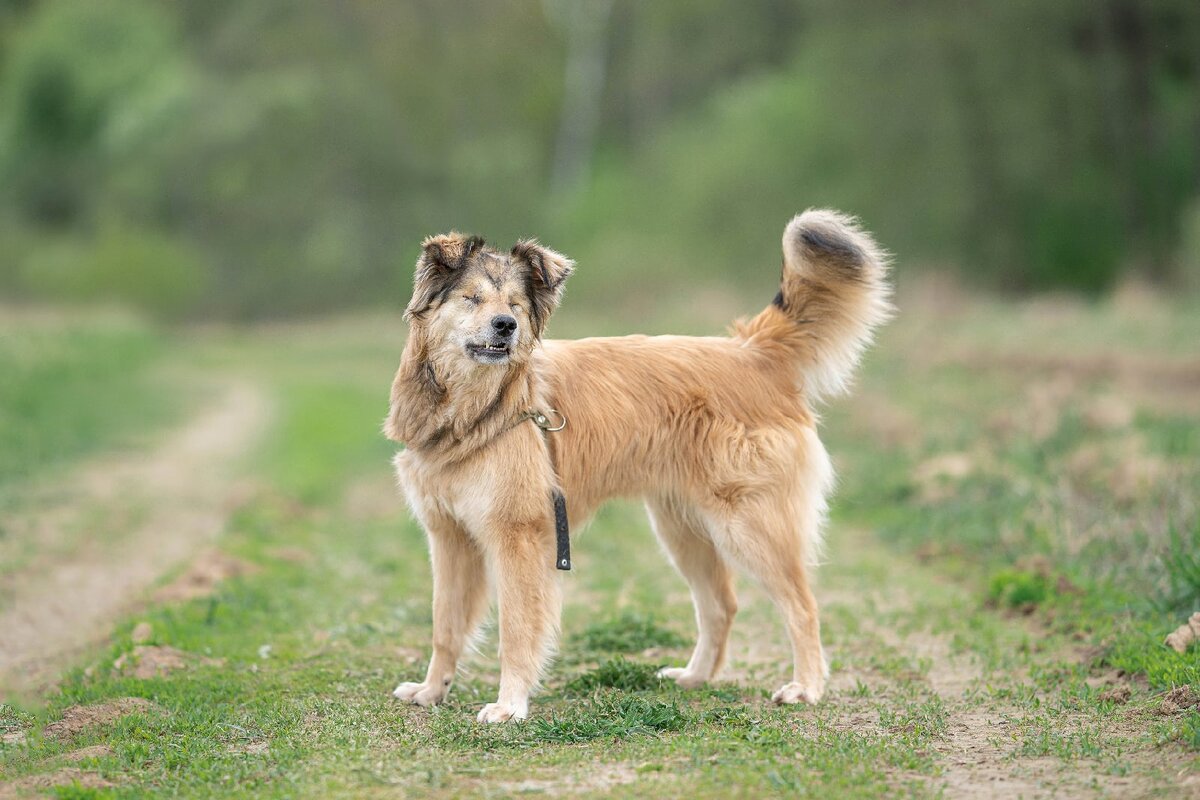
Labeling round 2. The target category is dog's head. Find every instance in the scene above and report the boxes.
[405,233,574,369]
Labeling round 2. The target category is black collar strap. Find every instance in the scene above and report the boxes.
[553,491,570,570]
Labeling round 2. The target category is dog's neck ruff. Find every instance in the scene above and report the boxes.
[392,355,539,461]
[388,350,571,570]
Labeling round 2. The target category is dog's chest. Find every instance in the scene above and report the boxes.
[393,449,507,531]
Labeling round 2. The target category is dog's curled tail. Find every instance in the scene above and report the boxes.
[768,209,893,400]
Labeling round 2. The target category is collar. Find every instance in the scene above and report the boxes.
[525,408,567,432]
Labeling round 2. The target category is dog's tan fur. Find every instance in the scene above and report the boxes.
[386,210,892,722]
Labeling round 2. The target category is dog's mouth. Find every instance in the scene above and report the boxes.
[465,341,512,364]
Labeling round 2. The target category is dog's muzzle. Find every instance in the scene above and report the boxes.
[466,339,512,364]
[467,315,518,364]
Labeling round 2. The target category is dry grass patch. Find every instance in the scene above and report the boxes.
[42,697,157,741]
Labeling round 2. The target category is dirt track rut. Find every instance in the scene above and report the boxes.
[0,381,270,696]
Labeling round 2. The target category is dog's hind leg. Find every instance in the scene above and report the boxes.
[647,496,738,689]
[716,501,827,705]
[477,520,561,723]
[394,514,489,707]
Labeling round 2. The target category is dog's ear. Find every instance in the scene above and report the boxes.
[405,232,486,319]
[511,239,575,335]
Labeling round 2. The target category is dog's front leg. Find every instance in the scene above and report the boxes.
[477,521,560,723]
[394,515,488,707]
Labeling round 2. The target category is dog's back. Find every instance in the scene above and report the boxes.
[539,209,892,529]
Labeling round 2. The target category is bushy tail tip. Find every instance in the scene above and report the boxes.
[774,209,893,399]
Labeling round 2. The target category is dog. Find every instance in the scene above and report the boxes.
[385,210,891,722]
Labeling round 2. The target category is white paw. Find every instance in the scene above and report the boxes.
[392,681,446,707]
[476,701,527,724]
[656,666,708,689]
[771,681,823,705]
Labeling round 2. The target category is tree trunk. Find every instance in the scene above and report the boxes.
[546,0,613,195]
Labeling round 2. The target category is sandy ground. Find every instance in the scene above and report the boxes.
[0,381,270,697]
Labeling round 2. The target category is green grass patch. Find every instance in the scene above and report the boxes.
[526,694,689,744]
[1180,710,1200,749]
[258,379,395,504]
[562,657,664,695]
[1098,622,1200,691]
[988,568,1053,609]
[0,314,176,490]
[569,611,688,655]
[1158,520,1200,615]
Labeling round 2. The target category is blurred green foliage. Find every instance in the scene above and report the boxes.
[0,0,1198,319]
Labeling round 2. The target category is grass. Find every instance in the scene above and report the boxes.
[563,659,665,695]
[1,290,1199,797]
[1159,520,1200,615]
[986,568,1054,609]
[0,310,177,490]
[826,292,1200,686]
[523,695,689,744]
[569,613,689,656]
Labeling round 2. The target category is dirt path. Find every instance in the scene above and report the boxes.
[720,526,1197,798]
[0,381,271,696]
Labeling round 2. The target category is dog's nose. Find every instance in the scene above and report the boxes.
[491,315,517,336]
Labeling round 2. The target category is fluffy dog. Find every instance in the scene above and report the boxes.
[385,210,891,722]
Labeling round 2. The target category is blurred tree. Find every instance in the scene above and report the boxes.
[0,0,184,225]
[560,0,1200,296]
[602,0,804,147]
[0,0,1197,318]
[545,0,613,194]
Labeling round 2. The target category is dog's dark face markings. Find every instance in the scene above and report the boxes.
[406,233,574,368]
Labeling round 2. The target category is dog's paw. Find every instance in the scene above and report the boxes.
[392,681,445,707]
[476,701,527,724]
[656,666,709,689]
[771,681,823,705]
